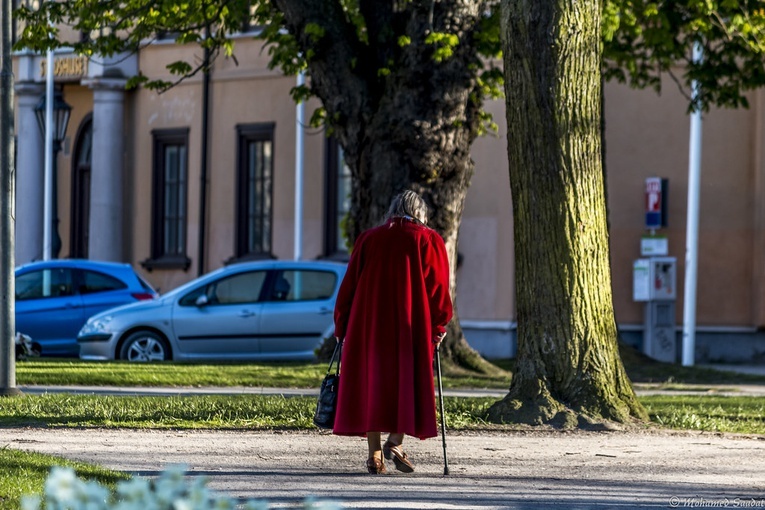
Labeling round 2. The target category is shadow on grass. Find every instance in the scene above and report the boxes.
[487,343,765,386]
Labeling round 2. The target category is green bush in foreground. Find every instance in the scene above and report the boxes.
[22,465,339,510]
[0,448,130,510]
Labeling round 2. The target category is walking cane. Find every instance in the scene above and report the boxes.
[435,342,449,475]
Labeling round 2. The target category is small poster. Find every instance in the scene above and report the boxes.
[641,236,669,256]
[633,259,650,302]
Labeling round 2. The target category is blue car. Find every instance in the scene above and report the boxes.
[15,260,158,356]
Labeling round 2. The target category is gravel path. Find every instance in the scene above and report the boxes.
[3,427,765,509]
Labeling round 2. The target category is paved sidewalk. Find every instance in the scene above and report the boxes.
[8,362,765,508]
[2,427,765,509]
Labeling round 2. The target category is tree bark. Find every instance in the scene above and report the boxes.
[274,0,502,375]
[488,0,646,424]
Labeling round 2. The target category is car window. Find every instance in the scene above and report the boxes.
[79,270,127,294]
[16,268,74,300]
[179,271,266,306]
[268,270,337,302]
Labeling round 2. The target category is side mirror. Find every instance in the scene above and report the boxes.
[195,294,209,307]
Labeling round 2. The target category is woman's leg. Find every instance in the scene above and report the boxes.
[367,432,382,461]
[387,432,404,446]
[366,432,385,474]
[383,433,414,473]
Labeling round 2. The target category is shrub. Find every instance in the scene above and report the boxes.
[22,465,339,510]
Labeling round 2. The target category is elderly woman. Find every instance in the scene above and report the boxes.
[333,190,453,474]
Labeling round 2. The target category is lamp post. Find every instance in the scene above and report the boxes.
[35,90,71,260]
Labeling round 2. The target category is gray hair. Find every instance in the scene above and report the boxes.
[385,190,428,225]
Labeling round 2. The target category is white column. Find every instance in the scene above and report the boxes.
[85,78,126,262]
[682,42,704,367]
[13,82,44,265]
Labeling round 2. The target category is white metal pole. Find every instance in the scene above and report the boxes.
[42,49,54,261]
[293,71,305,261]
[682,41,704,366]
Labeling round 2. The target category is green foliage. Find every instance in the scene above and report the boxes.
[603,0,765,112]
[12,0,764,126]
[424,32,460,63]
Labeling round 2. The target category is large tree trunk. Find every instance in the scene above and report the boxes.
[274,0,503,375]
[488,0,646,425]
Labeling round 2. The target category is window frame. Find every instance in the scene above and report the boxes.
[230,122,275,263]
[142,128,191,271]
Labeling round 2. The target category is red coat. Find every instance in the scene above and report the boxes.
[333,217,453,440]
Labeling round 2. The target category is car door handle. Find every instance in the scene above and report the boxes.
[238,310,256,318]
[318,307,332,315]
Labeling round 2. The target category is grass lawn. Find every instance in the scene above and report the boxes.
[18,343,765,390]
[1,393,764,434]
[0,448,128,510]
[16,358,515,390]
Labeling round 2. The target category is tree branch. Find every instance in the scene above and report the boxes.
[271,0,375,139]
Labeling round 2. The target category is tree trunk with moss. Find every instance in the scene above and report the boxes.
[487,0,646,425]
[274,0,502,375]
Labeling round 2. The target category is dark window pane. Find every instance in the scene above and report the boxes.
[80,271,127,294]
[149,129,189,264]
[16,269,74,300]
[236,124,274,258]
[267,270,337,302]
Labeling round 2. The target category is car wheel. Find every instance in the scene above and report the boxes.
[120,331,170,362]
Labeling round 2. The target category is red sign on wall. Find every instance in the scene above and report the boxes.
[645,177,663,229]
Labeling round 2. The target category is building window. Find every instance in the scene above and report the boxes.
[142,128,191,271]
[232,123,274,261]
[241,0,263,33]
[70,114,92,259]
[324,138,351,259]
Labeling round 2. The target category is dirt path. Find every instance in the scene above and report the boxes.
[3,427,765,509]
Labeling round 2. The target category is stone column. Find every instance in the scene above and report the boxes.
[84,78,126,262]
[14,81,44,265]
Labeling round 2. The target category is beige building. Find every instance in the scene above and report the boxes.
[11,34,765,363]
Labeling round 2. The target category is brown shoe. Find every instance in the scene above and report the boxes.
[366,456,386,474]
[383,441,414,473]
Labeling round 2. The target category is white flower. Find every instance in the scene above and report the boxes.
[243,500,269,510]
[45,466,83,504]
[20,495,41,510]
[26,465,340,510]
[172,498,193,510]
[82,480,110,506]
[303,498,342,510]
[154,465,189,505]
[116,477,151,502]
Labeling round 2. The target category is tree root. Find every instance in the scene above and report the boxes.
[486,376,643,430]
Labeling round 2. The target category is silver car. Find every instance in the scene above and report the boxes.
[77,260,347,362]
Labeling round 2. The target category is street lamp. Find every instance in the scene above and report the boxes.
[34,89,71,259]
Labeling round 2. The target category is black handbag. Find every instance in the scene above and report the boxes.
[313,340,342,429]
